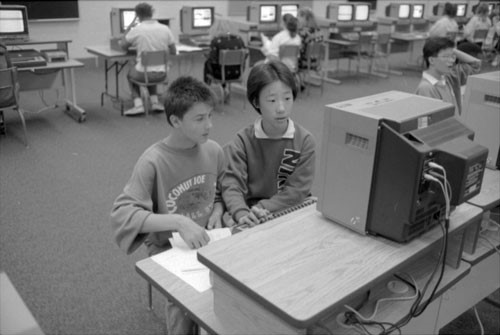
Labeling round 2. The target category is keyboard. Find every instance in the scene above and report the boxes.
[9,49,47,68]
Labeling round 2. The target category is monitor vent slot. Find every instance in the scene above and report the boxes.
[484,94,500,106]
[345,133,369,150]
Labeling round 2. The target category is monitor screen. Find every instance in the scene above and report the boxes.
[456,4,467,17]
[192,7,213,28]
[0,5,29,41]
[412,4,424,19]
[281,4,298,17]
[121,9,136,32]
[260,5,277,23]
[355,4,370,21]
[338,4,353,21]
[398,4,410,19]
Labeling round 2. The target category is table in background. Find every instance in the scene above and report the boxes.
[390,32,429,71]
[85,44,205,115]
[6,39,86,122]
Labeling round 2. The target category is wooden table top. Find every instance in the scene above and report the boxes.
[197,202,482,328]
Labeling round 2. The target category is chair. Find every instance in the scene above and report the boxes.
[279,44,301,93]
[367,33,394,77]
[299,41,326,96]
[207,49,248,105]
[129,50,169,116]
[471,29,489,45]
[0,66,27,146]
[345,33,373,75]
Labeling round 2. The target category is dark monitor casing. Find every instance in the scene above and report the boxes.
[180,6,214,35]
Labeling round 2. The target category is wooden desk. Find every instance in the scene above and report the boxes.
[5,39,86,122]
[85,44,205,115]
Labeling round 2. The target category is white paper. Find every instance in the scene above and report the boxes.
[151,228,232,292]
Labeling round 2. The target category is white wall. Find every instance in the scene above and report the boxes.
[28,0,229,59]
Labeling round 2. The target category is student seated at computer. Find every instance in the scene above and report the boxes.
[429,2,459,38]
[203,19,246,98]
[261,14,301,71]
[119,2,176,116]
[415,37,481,117]
[463,3,492,46]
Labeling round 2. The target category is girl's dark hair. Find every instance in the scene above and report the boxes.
[246,60,297,114]
[164,76,216,126]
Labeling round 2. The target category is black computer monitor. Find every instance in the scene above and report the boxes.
[260,4,277,23]
[180,6,214,35]
[110,8,135,37]
[456,4,468,18]
[0,5,29,42]
[354,4,370,21]
[412,4,425,19]
[281,4,299,18]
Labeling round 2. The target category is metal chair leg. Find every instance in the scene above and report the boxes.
[147,283,153,310]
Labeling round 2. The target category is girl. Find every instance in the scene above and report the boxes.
[221,60,316,226]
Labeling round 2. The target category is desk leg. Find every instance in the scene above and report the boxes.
[101,60,128,115]
[63,68,86,122]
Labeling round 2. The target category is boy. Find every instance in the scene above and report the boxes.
[119,2,176,116]
[222,60,316,226]
[415,37,481,116]
[110,76,224,333]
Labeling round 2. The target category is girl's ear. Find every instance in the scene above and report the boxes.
[251,98,259,109]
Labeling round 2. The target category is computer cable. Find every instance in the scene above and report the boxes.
[473,306,485,335]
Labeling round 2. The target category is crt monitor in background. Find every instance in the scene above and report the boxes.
[260,4,277,23]
[281,4,298,17]
[456,4,467,17]
[180,6,214,35]
[412,4,424,19]
[337,4,354,21]
[0,5,29,42]
[110,8,135,37]
[398,4,411,19]
[354,4,370,21]
[192,7,213,28]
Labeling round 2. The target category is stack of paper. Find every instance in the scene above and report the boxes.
[151,228,232,292]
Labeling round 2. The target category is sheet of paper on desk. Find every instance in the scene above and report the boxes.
[151,228,231,292]
[176,44,203,53]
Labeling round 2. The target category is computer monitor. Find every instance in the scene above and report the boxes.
[327,4,354,21]
[398,4,411,19]
[0,5,29,42]
[354,4,370,21]
[385,3,411,20]
[412,4,424,19]
[462,71,500,170]
[455,4,467,17]
[318,91,488,243]
[281,4,299,18]
[180,6,214,35]
[110,8,135,37]
[259,4,277,23]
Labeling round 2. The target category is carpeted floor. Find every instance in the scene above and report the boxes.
[0,52,498,335]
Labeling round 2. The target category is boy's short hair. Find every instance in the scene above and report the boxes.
[443,3,457,18]
[422,37,455,68]
[135,2,153,19]
[246,60,297,114]
[164,76,216,126]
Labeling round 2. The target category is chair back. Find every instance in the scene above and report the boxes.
[472,29,489,43]
[358,33,374,54]
[140,50,168,84]
[304,42,325,70]
[374,33,392,54]
[218,49,247,83]
[0,67,17,108]
[279,44,300,72]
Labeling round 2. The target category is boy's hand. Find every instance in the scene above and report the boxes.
[237,206,269,227]
[177,217,210,249]
[250,206,269,220]
[207,211,222,230]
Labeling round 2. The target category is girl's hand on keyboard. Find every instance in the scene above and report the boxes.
[250,206,269,222]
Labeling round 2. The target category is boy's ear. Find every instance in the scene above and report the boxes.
[251,98,259,109]
[170,114,181,128]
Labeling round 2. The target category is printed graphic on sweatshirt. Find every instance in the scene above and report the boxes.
[165,174,216,220]
[277,149,300,190]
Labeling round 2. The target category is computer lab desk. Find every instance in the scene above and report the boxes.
[5,39,86,122]
[85,44,206,115]
[135,199,489,334]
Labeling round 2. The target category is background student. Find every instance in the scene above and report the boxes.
[110,76,225,333]
[203,19,246,102]
[463,3,492,46]
[415,37,481,117]
[119,2,176,116]
[222,60,316,227]
[428,2,459,38]
[261,14,302,71]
